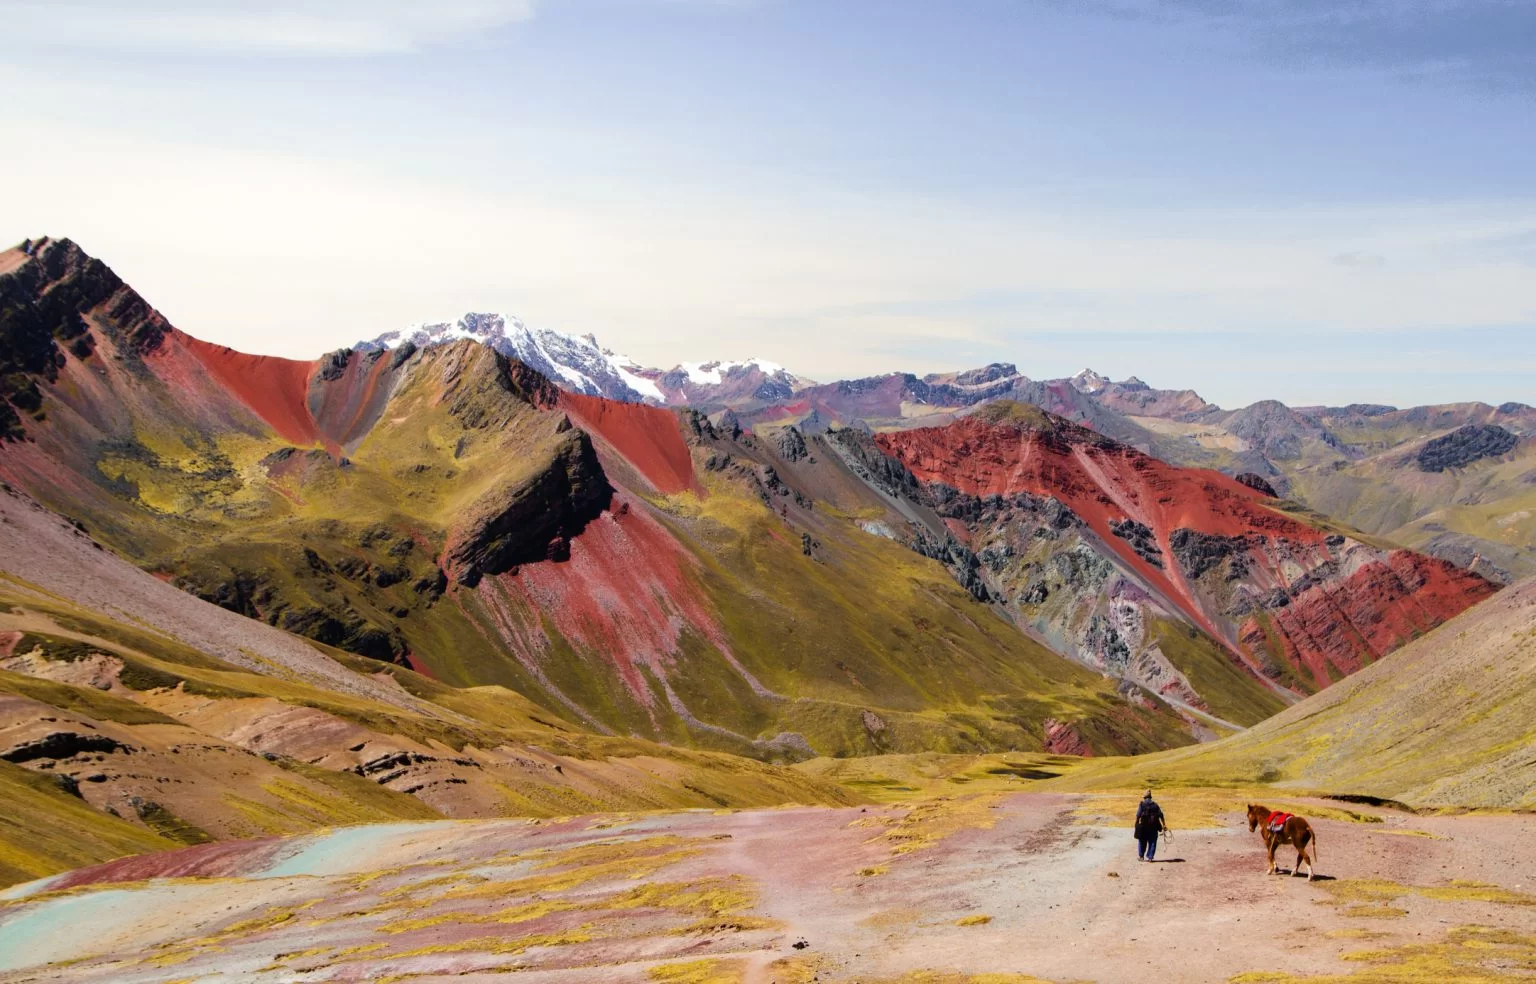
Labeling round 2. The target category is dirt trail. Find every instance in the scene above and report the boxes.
[2,793,1534,982]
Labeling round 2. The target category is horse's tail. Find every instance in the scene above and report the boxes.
[1310,825,1319,863]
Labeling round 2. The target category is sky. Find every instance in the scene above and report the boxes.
[2,0,1534,409]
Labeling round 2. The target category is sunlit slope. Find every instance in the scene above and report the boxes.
[0,484,861,886]
[1287,437,1536,582]
[0,761,174,888]
[0,237,1196,758]
[1046,577,1536,809]
[865,403,1497,714]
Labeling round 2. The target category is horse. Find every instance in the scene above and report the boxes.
[1246,804,1319,880]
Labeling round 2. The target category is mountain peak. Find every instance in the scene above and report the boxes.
[1069,368,1110,393]
[357,315,663,404]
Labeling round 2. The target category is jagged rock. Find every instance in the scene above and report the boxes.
[775,426,809,462]
[2,731,131,763]
[1169,529,1254,581]
[715,410,744,440]
[1,238,168,438]
[824,428,921,499]
[317,348,352,381]
[685,410,718,441]
[389,340,418,369]
[1234,472,1279,497]
[1416,425,1518,472]
[441,430,613,586]
[1109,518,1163,568]
[911,528,990,602]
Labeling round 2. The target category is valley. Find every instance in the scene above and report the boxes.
[1,237,1533,983]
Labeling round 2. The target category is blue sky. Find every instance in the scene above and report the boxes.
[2,0,1533,408]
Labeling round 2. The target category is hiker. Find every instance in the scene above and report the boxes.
[1134,791,1166,861]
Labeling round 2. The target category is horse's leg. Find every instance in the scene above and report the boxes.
[1267,836,1279,874]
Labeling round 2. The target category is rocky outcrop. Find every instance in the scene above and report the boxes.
[1,730,131,763]
[775,425,809,462]
[1042,718,1092,756]
[1,237,170,439]
[440,430,613,586]
[1110,519,1164,568]
[911,528,990,602]
[1415,424,1518,472]
[1234,473,1278,497]
[1170,529,1255,581]
[823,427,921,499]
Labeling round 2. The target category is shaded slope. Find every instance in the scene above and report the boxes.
[1049,577,1536,809]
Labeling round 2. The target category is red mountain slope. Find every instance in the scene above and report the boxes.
[870,406,1497,698]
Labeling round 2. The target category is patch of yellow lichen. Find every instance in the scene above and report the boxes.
[391,924,596,959]
[876,795,1002,857]
[1229,924,1536,982]
[1070,790,1382,831]
[647,957,750,983]
[1322,878,1536,909]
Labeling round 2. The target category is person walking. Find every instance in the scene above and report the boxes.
[1134,790,1166,861]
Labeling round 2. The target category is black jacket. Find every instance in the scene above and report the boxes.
[1134,800,1164,839]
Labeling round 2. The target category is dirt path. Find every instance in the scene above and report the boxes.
[3,792,1534,983]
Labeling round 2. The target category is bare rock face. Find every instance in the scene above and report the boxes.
[1416,424,1518,473]
[1,237,170,439]
[440,430,614,587]
[1,730,132,763]
[775,425,809,463]
[1043,718,1092,756]
[1234,472,1279,497]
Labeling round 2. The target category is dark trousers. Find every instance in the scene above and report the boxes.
[1137,833,1158,860]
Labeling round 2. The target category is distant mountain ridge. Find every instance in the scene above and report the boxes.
[357,314,811,408]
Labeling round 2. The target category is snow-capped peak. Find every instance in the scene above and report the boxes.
[358,314,663,403]
[357,317,807,406]
[679,358,791,386]
[1069,368,1111,394]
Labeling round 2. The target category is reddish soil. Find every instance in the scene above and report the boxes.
[876,417,1322,641]
[44,838,288,891]
[479,495,767,708]
[874,416,1499,695]
[307,349,400,450]
[876,417,1311,543]
[171,330,324,448]
[1257,551,1499,688]
[559,391,699,495]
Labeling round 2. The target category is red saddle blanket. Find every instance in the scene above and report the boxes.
[1266,811,1293,831]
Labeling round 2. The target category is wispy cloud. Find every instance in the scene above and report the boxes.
[1078,0,1536,91]
[0,1,539,55]
[5,118,1534,393]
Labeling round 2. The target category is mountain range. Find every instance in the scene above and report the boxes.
[371,307,1533,585]
[0,235,1519,879]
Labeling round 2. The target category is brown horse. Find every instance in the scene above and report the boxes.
[1246,804,1319,880]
